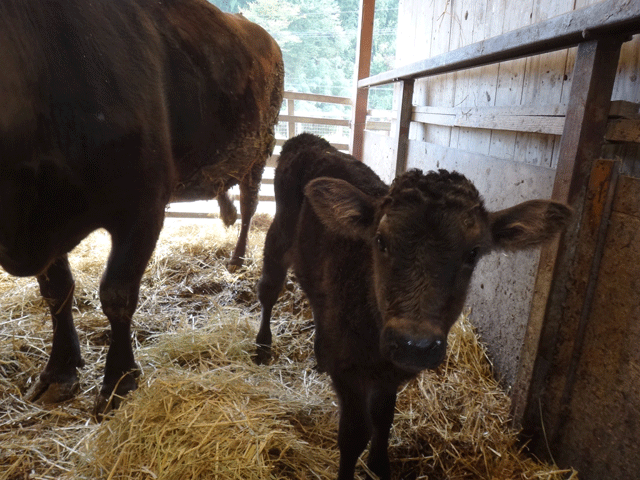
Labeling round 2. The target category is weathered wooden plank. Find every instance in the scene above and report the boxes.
[609,100,640,118]
[278,115,350,127]
[402,102,637,139]
[448,0,477,151]
[283,91,352,105]
[512,38,624,433]
[274,139,350,150]
[359,0,640,88]
[349,0,376,159]
[393,79,415,177]
[605,118,640,142]
[489,0,533,163]
[412,111,565,135]
[414,103,568,117]
[421,0,455,147]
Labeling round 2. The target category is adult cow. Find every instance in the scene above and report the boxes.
[0,0,283,417]
[255,134,572,480]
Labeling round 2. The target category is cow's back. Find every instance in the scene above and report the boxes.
[158,2,284,200]
[0,0,283,202]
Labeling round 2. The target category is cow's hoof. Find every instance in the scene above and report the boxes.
[253,345,272,365]
[227,260,243,273]
[26,379,80,404]
[93,372,139,421]
[93,387,135,422]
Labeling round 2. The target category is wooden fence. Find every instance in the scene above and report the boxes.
[166,90,391,217]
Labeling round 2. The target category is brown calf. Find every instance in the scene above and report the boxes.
[0,0,282,417]
[256,133,572,480]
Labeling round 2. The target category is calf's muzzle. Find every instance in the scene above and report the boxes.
[380,326,447,372]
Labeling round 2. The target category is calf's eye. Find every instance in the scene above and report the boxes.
[376,234,387,253]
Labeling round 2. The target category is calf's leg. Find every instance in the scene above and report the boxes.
[94,211,164,418]
[366,385,397,480]
[27,255,84,403]
[255,219,291,364]
[333,376,371,480]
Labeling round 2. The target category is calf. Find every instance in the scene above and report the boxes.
[0,0,283,417]
[256,133,572,480]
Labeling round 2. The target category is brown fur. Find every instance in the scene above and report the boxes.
[256,134,572,480]
[0,0,283,417]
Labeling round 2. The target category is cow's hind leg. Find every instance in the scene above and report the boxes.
[27,255,84,403]
[254,218,290,364]
[228,175,260,272]
[94,211,164,419]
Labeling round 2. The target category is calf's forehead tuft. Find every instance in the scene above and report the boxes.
[388,169,483,211]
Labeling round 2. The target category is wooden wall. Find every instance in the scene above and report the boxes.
[362,0,640,388]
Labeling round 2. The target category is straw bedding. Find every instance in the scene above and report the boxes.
[0,213,577,480]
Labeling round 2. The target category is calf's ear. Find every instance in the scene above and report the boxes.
[304,177,378,239]
[489,200,573,251]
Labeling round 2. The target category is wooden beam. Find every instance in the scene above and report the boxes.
[358,0,640,88]
[349,0,375,160]
[283,91,352,105]
[512,39,624,437]
[412,105,566,136]
[278,115,350,127]
[393,79,414,176]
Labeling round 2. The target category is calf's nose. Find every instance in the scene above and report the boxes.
[381,328,447,372]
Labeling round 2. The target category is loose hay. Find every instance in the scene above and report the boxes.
[0,213,577,479]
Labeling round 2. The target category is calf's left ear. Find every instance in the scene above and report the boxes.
[304,177,378,239]
[489,199,573,251]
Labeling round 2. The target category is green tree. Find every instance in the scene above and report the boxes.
[210,0,397,110]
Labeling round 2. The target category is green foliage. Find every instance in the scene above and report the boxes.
[208,0,397,110]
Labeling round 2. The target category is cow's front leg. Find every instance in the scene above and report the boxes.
[27,255,84,403]
[366,385,397,480]
[333,376,371,480]
[94,214,163,419]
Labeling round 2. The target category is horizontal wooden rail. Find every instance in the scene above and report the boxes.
[284,91,352,105]
[278,114,350,127]
[358,0,640,88]
[367,100,640,141]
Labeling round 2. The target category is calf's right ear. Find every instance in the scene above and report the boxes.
[304,177,378,240]
[489,199,573,251]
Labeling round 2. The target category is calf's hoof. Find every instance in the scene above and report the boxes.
[253,344,272,365]
[93,370,140,421]
[93,389,133,421]
[227,262,242,273]
[26,378,80,404]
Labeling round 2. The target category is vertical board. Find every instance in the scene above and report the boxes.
[552,175,640,479]
[488,0,534,161]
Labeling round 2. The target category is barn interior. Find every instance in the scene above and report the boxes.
[2,0,640,479]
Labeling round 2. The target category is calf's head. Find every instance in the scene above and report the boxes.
[304,169,571,373]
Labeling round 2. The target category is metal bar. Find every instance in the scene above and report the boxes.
[358,0,640,88]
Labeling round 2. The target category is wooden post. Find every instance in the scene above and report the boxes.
[349,0,375,160]
[287,97,296,139]
[511,38,624,435]
[393,79,415,176]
